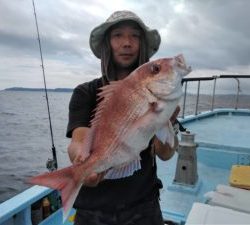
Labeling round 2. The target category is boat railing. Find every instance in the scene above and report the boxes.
[181,75,250,118]
[0,186,52,225]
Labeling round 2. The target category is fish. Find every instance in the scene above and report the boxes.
[28,54,191,221]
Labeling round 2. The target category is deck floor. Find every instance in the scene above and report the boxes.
[158,111,250,221]
[184,113,250,149]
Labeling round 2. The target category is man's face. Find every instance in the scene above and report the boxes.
[110,22,140,69]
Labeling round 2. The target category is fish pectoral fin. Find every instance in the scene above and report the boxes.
[150,101,165,112]
[156,120,175,148]
[104,157,141,179]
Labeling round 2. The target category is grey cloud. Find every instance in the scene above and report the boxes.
[1,0,250,90]
[153,0,250,70]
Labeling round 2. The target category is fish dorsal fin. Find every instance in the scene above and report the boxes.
[97,80,122,101]
[90,81,121,128]
[104,157,141,179]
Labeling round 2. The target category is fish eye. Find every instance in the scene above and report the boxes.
[150,64,161,74]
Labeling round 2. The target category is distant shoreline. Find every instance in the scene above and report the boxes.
[3,87,73,92]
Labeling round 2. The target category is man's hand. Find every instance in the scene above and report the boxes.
[68,141,90,163]
[68,127,105,187]
[83,173,106,187]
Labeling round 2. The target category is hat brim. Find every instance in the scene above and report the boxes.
[89,18,161,59]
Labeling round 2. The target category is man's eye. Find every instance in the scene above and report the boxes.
[150,64,161,74]
[112,33,121,38]
[132,33,140,38]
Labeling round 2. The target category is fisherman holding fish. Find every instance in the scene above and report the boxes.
[67,10,180,225]
[30,10,191,225]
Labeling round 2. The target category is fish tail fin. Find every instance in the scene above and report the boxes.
[28,165,82,222]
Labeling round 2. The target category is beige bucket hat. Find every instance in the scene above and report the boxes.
[89,10,161,59]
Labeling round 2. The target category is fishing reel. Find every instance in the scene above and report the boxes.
[173,119,187,135]
[46,158,57,171]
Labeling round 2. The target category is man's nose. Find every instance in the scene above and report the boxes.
[122,36,132,47]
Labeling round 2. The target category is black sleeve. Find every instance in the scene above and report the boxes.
[66,79,101,138]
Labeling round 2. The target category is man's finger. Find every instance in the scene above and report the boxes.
[170,106,180,123]
[84,173,99,187]
[84,172,105,187]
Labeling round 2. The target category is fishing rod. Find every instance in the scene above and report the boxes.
[32,0,58,171]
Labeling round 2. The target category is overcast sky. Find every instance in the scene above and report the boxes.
[0,0,250,93]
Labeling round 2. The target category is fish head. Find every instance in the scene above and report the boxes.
[131,54,191,101]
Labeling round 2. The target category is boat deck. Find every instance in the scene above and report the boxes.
[158,109,250,223]
[183,110,250,149]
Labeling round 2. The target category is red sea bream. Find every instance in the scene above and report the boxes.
[29,54,191,221]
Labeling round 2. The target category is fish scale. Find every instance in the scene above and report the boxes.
[91,90,146,170]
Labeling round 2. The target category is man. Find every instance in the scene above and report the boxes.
[66,10,179,225]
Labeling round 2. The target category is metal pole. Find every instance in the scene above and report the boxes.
[195,81,200,115]
[234,78,241,110]
[211,77,217,111]
[182,81,188,118]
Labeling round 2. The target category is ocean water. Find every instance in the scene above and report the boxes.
[0,91,71,203]
[0,90,250,203]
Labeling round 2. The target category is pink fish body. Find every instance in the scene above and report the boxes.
[29,54,191,221]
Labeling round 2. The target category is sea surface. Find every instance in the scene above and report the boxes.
[0,90,250,203]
